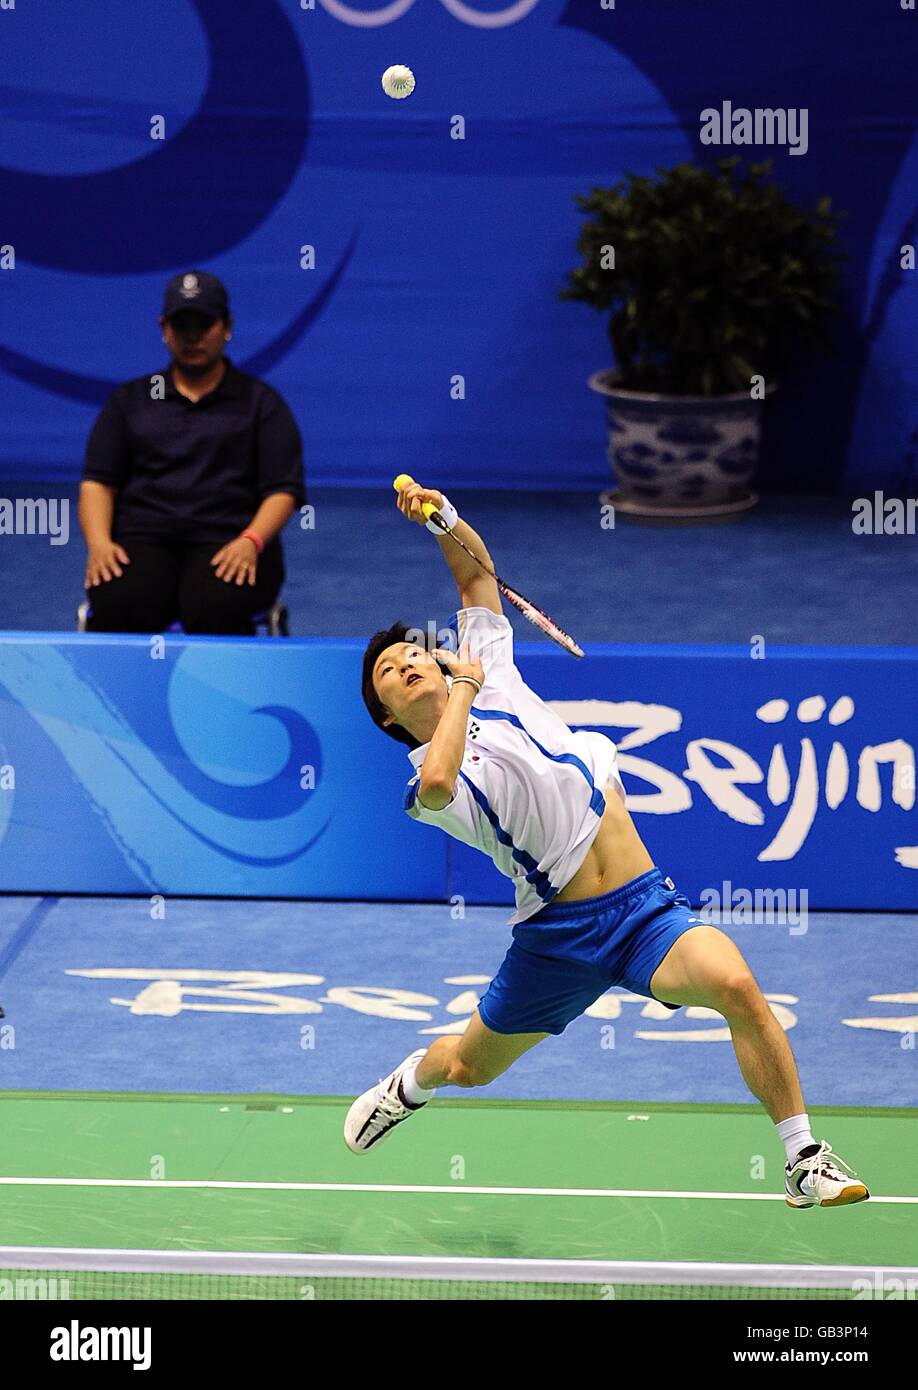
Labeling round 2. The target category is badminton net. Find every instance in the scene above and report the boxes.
[0,1249,910,1300]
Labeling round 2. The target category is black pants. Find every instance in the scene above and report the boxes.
[85,538,285,636]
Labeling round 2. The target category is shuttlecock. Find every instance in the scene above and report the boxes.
[381,65,415,100]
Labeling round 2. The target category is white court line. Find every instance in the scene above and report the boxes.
[0,1176,913,1202]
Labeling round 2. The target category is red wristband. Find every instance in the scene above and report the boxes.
[240,528,265,554]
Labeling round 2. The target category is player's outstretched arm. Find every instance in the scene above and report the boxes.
[416,643,486,810]
[395,480,502,615]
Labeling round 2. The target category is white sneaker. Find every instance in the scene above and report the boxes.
[785,1140,870,1209]
[344,1049,431,1154]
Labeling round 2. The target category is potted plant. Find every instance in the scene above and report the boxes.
[560,157,846,518]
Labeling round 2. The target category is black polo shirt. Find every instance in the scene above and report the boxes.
[82,358,306,543]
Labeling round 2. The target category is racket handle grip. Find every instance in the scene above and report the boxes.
[393,475,438,522]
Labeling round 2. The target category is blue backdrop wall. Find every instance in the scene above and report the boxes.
[1,633,916,908]
[1,0,917,493]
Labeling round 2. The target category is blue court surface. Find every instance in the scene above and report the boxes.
[0,895,913,1106]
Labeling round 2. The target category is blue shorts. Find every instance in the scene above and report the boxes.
[476,867,697,1036]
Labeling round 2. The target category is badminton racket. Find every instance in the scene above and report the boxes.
[393,475,584,659]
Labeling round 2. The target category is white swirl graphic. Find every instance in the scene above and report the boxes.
[437,0,541,28]
[319,0,540,25]
[318,0,417,27]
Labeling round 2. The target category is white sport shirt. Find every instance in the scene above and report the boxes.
[404,607,625,925]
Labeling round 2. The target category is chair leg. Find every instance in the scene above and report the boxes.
[268,602,289,637]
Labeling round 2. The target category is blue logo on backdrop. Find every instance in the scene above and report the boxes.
[1,0,308,272]
[0,0,357,405]
[0,641,334,876]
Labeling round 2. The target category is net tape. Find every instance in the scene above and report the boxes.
[1,1248,914,1290]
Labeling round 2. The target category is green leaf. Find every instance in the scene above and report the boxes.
[560,155,844,394]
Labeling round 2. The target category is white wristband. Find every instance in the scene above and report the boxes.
[426,493,458,534]
[449,675,481,696]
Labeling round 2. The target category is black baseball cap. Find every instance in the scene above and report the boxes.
[162,270,229,321]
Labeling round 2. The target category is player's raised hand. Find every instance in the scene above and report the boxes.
[432,640,485,691]
[395,479,443,525]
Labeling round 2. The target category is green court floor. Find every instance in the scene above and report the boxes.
[0,1092,914,1271]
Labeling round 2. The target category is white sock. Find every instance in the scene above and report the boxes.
[776,1113,816,1166]
[399,1060,436,1105]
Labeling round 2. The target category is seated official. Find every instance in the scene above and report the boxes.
[78,269,305,636]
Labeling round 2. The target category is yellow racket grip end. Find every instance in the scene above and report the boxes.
[393,475,438,522]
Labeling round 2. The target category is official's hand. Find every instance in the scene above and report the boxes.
[85,540,130,587]
[432,640,485,691]
[396,481,444,526]
[211,536,258,585]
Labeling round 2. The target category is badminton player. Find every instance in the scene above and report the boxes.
[348,481,868,1210]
